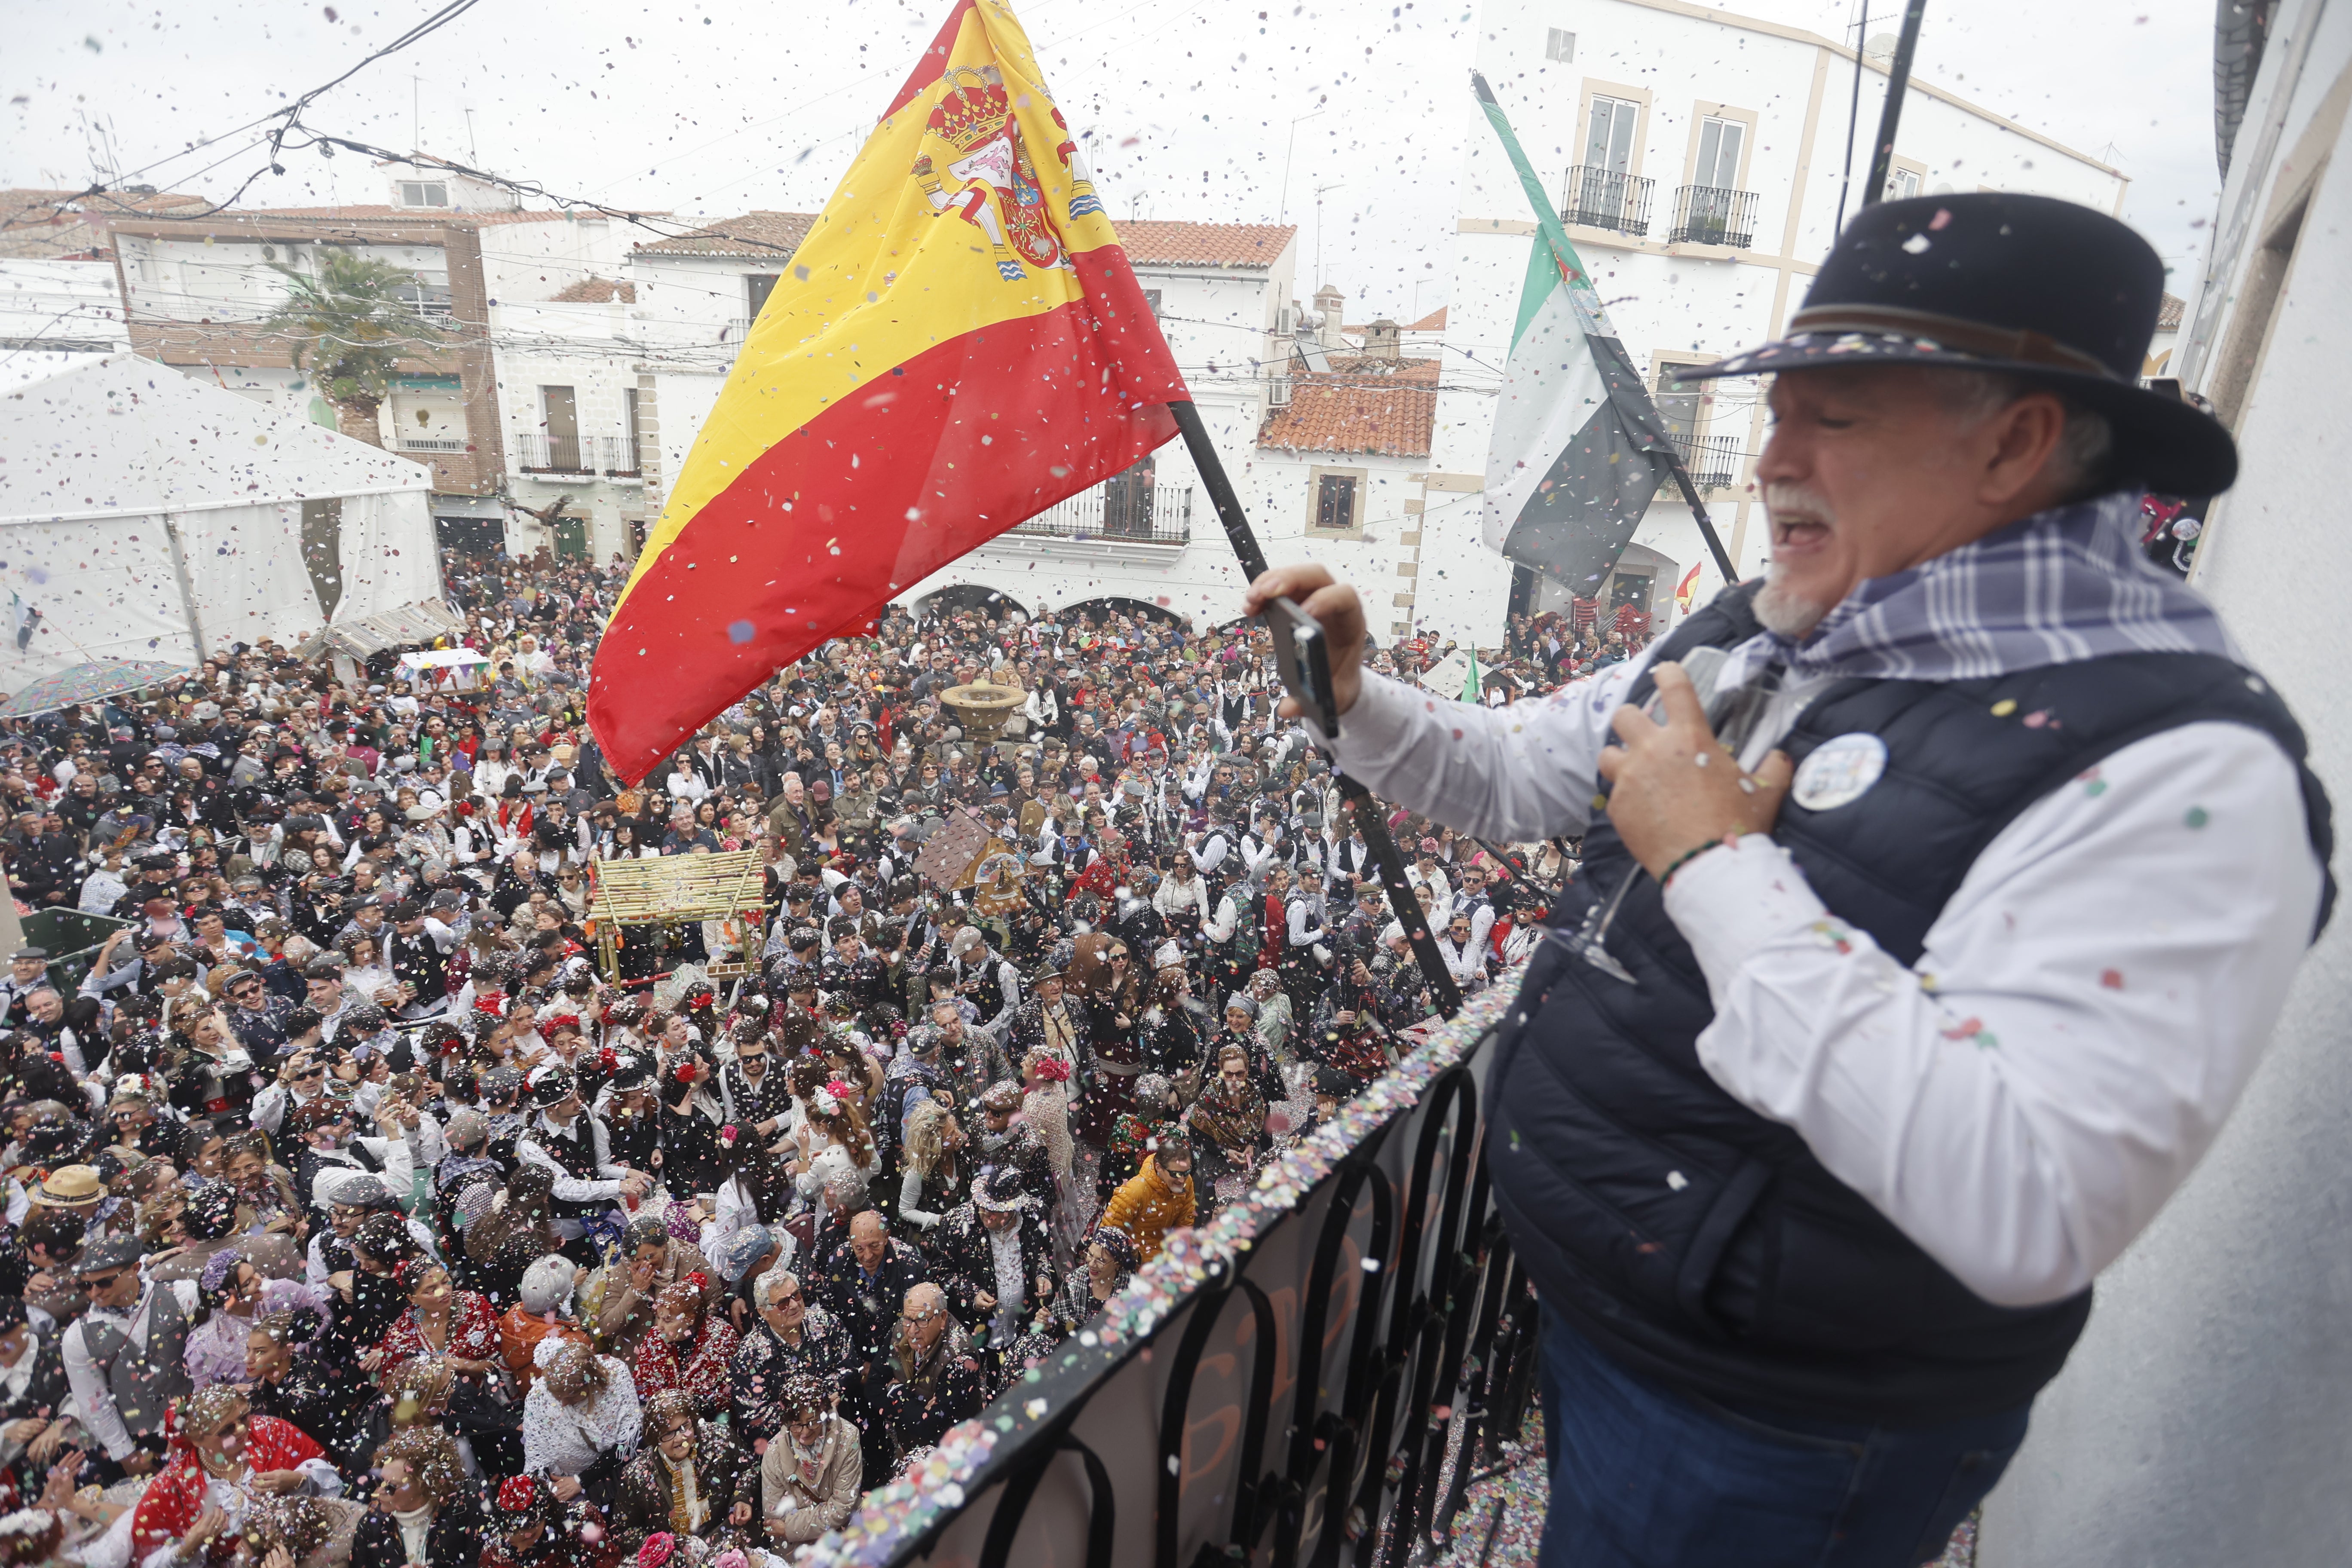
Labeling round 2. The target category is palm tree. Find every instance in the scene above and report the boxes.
[261,250,448,448]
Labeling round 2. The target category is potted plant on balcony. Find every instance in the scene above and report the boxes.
[262,251,448,449]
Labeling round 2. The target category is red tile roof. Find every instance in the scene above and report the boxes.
[2156,291,2185,331]
[0,188,208,259]
[1114,221,1296,269]
[548,276,637,303]
[631,211,818,258]
[1258,355,1440,457]
[1407,305,1447,331]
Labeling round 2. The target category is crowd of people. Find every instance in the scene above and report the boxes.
[0,546,1629,1568]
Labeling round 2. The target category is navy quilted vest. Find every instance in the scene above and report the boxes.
[1486,583,2334,1423]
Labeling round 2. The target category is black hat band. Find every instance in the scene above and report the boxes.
[1785,304,2114,379]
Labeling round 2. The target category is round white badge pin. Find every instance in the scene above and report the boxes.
[1791,732,1889,812]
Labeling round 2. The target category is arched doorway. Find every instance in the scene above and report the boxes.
[913,583,1029,622]
[1058,595,1187,630]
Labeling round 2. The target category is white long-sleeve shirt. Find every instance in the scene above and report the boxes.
[63,1281,201,1460]
[1315,662,2323,1308]
[1154,873,1213,925]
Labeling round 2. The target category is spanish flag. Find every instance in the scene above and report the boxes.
[588,0,1186,783]
[1674,560,1702,614]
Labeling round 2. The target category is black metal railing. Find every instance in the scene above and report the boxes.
[516,433,648,475]
[1669,184,1758,248]
[1561,165,1654,236]
[855,1001,1539,1568]
[514,432,587,473]
[1008,481,1193,544]
[590,435,643,476]
[1667,431,1744,489]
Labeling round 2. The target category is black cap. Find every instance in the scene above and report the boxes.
[71,1236,144,1276]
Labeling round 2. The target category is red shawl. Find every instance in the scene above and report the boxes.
[378,1289,501,1382]
[131,1414,325,1555]
[631,1319,741,1418]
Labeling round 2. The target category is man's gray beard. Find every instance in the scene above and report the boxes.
[1753,569,1833,638]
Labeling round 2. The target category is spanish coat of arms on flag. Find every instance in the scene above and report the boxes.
[589,0,1188,784]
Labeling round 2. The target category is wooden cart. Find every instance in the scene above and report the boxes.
[587,849,768,985]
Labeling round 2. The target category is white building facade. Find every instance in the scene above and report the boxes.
[103,167,643,561]
[1425,0,2128,646]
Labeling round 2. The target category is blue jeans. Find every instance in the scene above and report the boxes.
[1536,1309,2029,1568]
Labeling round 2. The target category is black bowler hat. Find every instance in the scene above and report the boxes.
[1675,193,2234,497]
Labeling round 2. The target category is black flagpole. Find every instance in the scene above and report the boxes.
[1862,0,1928,206]
[1167,398,1465,1020]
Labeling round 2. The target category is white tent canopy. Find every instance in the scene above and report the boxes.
[0,356,444,694]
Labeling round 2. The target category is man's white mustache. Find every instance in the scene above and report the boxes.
[1764,484,1836,524]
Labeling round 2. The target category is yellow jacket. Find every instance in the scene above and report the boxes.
[1101,1155,1196,1263]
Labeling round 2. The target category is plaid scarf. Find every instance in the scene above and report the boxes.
[1712,492,2238,693]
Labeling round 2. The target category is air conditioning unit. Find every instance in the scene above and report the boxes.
[1268,375,1292,407]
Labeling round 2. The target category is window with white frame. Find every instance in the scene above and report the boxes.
[1584,95,1640,175]
[1889,166,1922,201]
[397,181,449,208]
[1693,116,1745,190]
[1546,28,1575,62]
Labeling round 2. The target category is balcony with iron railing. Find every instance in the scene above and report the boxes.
[1668,184,1759,248]
[1666,432,1744,490]
[996,480,1193,547]
[1561,165,1654,238]
[514,433,650,477]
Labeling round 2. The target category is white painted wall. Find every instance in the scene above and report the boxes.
[1978,5,2352,1561]
[475,217,626,302]
[0,258,128,391]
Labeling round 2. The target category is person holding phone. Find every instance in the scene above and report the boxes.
[1244,196,2331,1565]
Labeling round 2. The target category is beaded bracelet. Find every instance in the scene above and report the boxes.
[1659,833,1737,891]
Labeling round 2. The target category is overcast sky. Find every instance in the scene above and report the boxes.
[8,0,2218,319]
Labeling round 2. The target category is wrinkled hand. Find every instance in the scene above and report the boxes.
[551,1474,582,1502]
[5,1418,45,1445]
[27,1423,66,1465]
[973,1291,996,1312]
[729,1502,753,1527]
[248,1468,306,1495]
[1595,663,1792,879]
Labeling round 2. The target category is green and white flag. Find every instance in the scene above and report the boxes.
[1461,646,1482,703]
[1473,73,1681,592]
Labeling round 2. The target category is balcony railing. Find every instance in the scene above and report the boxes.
[727,317,756,342]
[396,436,468,453]
[591,435,646,476]
[1006,481,1192,545]
[1669,184,1759,248]
[515,433,651,476]
[515,432,588,473]
[1666,432,1743,490]
[1561,165,1654,237]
